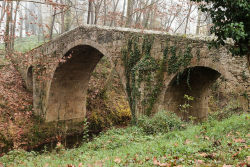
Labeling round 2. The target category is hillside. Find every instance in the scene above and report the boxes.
[0,65,33,153]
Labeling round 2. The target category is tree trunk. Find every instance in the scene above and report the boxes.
[184,3,193,34]
[94,0,103,25]
[143,10,150,28]
[121,0,126,25]
[143,0,154,28]
[196,8,201,35]
[110,0,119,27]
[135,0,150,26]
[29,3,37,35]
[24,3,29,35]
[103,0,107,25]
[37,4,45,42]
[19,7,23,38]
[87,0,92,24]
[174,6,196,33]
[126,0,134,27]
[0,0,6,29]
[65,2,72,32]
[61,0,65,33]
[149,0,156,29]
[206,13,212,35]
[4,1,12,53]
[50,5,57,40]
[11,1,20,49]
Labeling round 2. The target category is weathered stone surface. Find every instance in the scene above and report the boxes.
[13,25,249,122]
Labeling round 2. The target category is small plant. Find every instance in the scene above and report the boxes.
[82,118,89,142]
[55,142,64,153]
[179,94,195,121]
[137,110,185,135]
[241,70,248,81]
[179,94,194,114]
[188,115,197,123]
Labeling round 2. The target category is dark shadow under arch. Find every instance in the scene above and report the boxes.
[164,66,221,120]
[46,45,104,121]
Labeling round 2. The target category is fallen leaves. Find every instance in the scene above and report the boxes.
[153,157,171,167]
[184,139,192,145]
[0,65,33,150]
[87,160,103,167]
[204,136,210,140]
[222,165,233,167]
[195,159,204,165]
[233,138,246,143]
[198,152,207,157]
[114,157,121,164]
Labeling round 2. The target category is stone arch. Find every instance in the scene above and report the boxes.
[46,44,107,122]
[26,66,33,91]
[164,66,222,120]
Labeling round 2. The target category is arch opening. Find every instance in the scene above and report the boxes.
[46,45,104,122]
[164,66,221,120]
[26,66,33,91]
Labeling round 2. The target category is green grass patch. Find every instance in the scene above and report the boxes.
[0,113,249,166]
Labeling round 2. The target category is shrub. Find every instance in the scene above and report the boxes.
[137,110,185,135]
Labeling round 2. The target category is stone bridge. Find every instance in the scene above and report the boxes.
[14,25,249,122]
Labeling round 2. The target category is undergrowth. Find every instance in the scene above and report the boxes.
[137,110,185,135]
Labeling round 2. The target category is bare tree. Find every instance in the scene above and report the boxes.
[196,8,201,35]
[174,3,196,33]
[126,0,134,27]
[87,0,93,24]
[19,6,23,38]
[4,1,13,53]
[109,0,119,26]
[60,0,65,33]
[120,0,126,24]
[184,1,193,34]
[50,3,57,40]
[0,0,6,29]
[93,0,103,24]
[11,1,20,49]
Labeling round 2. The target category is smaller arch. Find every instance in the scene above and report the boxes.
[164,66,221,121]
[26,66,33,92]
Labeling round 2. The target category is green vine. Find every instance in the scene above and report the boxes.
[167,45,193,89]
[167,46,179,75]
[122,36,141,124]
[122,36,194,123]
[145,45,168,115]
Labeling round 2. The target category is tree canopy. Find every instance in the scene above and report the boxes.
[191,0,249,59]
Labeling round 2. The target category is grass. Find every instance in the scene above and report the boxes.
[0,113,249,167]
